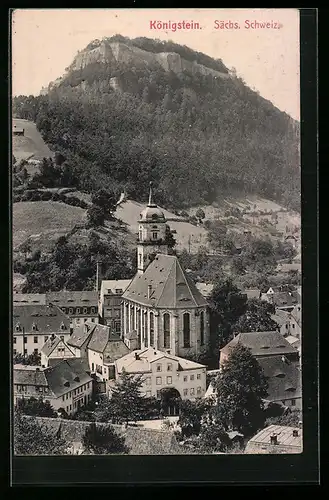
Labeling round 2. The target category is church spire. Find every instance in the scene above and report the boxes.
[148,181,155,207]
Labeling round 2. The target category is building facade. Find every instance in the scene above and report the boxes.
[98,279,132,332]
[47,291,99,328]
[114,347,207,401]
[41,334,75,368]
[13,304,71,356]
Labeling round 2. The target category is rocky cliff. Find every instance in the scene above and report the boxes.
[45,41,231,93]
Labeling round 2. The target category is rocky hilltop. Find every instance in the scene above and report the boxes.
[43,40,231,93]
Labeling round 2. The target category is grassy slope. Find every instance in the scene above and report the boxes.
[13,201,87,251]
[12,119,53,162]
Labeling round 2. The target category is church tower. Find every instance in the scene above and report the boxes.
[137,182,168,274]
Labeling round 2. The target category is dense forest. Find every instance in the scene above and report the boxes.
[13,36,300,211]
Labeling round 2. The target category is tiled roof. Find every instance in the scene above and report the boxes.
[43,359,92,398]
[67,323,96,348]
[285,335,300,347]
[271,310,291,327]
[88,324,115,353]
[47,357,90,372]
[116,347,205,374]
[272,292,300,308]
[46,291,98,308]
[257,355,302,402]
[13,304,70,335]
[41,335,61,356]
[13,293,47,305]
[248,425,302,447]
[100,279,132,295]
[103,341,130,365]
[123,254,207,308]
[14,366,48,388]
[221,331,297,357]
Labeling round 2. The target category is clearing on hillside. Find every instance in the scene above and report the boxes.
[12,119,54,162]
[13,201,87,252]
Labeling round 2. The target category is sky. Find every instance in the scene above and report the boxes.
[11,8,300,120]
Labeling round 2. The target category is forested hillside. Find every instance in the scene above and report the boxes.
[13,35,300,211]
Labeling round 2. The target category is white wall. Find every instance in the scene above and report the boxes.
[13,332,71,356]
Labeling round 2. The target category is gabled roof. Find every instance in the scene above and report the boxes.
[221,331,297,357]
[13,304,70,335]
[67,323,96,348]
[272,292,300,308]
[244,289,261,300]
[43,359,92,398]
[88,324,121,353]
[247,425,302,447]
[100,279,132,295]
[13,293,47,305]
[257,355,302,402]
[123,254,207,308]
[116,347,206,374]
[46,291,98,308]
[271,309,291,327]
[41,335,62,356]
[14,365,48,388]
[103,340,130,365]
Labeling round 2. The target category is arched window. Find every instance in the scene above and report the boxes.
[163,313,170,348]
[200,311,205,346]
[144,312,148,347]
[137,309,141,336]
[130,306,135,331]
[183,313,190,348]
[139,230,143,241]
[150,312,154,347]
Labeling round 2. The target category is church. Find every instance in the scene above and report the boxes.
[120,183,210,359]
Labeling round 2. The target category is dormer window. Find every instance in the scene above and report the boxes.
[60,322,66,330]
[74,376,80,382]
[64,381,70,387]
[32,323,37,331]
[15,323,21,332]
[77,307,81,314]
[115,289,123,294]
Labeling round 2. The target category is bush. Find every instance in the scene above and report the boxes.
[82,422,129,455]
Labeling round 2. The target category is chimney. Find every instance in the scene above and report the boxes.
[135,352,139,360]
[270,434,278,445]
[51,333,55,341]
[292,429,299,437]
[147,284,152,299]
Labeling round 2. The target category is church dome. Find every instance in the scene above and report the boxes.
[139,182,166,222]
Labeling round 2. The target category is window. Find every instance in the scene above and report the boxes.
[62,396,65,402]
[69,308,73,314]
[91,307,95,314]
[152,232,158,240]
[139,230,143,241]
[197,374,201,380]
[190,375,194,381]
[44,336,48,343]
[83,308,88,314]
[66,393,68,400]
[70,405,72,411]
[13,349,16,355]
[60,335,64,341]
[125,303,129,333]
[292,324,295,329]
[32,323,37,331]
[146,377,151,386]
[139,254,142,266]
[143,312,148,347]
[156,377,162,385]
[115,322,121,333]
[77,308,81,314]
[23,337,27,344]
[34,349,38,354]
[285,324,288,329]
[163,313,170,349]
[156,364,162,372]
[183,376,187,382]
[183,313,190,348]
[167,376,172,384]
[76,318,80,324]
[200,311,205,346]
[13,337,16,344]
[190,388,195,396]
[183,389,188,396]
[167,363,172,371]
[130,307,135,331]
[24,349,27,355]
[197,387,202,395]
[146,391,151,398]
[291,399,296,406]
[150,312,154,347]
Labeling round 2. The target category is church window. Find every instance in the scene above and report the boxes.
[183,313,191,348]
[125,303,129,332]
[143,312,148,347]
[139,230,143,241]
[137,310,141,336]
[150,312,154,347]
[163,313,170,348]
[130,307,135,330]
[200,311,205,346]
[139,254,142,266]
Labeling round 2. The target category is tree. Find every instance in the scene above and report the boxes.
[213,344,268,437]
[165,224,176,251]
[178,399,210,437]
[16,397,57,418]
[233,298,279,333]
[82,422,129,454]
[198,421,231,453]
[14,411,68,455]
[265,408,302,429]
[105,369,147,424]
[87,205,105,227]
[13,352,41,366]
[91,188,118,216]
[196,208,205,224]
[208,279,247,349]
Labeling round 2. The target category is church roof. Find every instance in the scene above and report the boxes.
[122,254,207,309]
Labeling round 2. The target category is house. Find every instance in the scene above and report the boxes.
[243,289,261,300]
[121,183,210,358]
[257,355,302,409]
[261,289,300,312]
[41,334,75,368]
[66,322,96,358]
[46,291,99,328]
[13,125,25,136]
[87,323,130,382]
[245,425,302,454]
[13,293,47,306]
[98,279,132,332]
[114,347,207,401]
[219,331,299,368]
[271,305,301,339]
[13,358,93,415]
[13,304,71,356]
